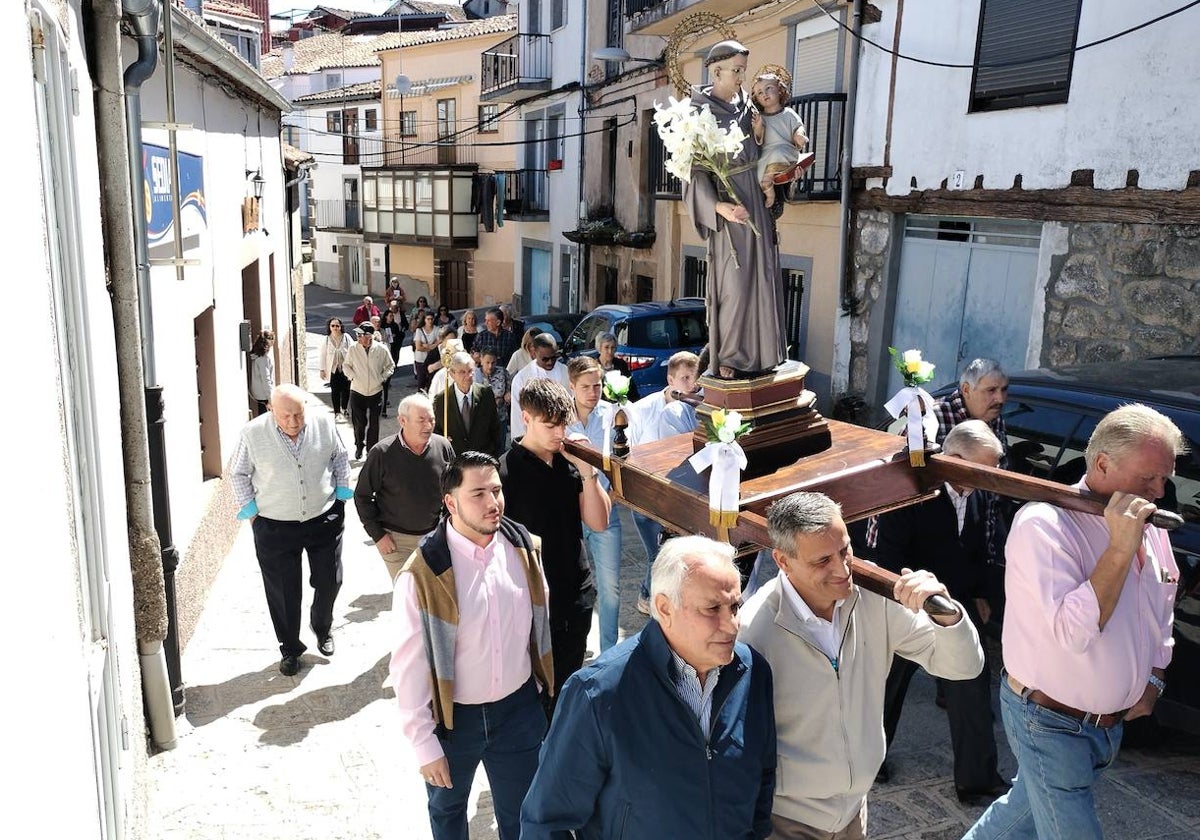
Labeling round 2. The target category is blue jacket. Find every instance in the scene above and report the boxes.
[520,619,776,839]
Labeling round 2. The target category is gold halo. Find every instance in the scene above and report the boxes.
[752,63,792,98]
[664,12,739,97]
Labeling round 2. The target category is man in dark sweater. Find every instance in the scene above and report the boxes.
[875,420,1009,804]
[354,393,455,582]
[500,379,611,708]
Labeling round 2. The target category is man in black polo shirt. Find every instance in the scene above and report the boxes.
[354,393,456,582]
[500,378,611,706]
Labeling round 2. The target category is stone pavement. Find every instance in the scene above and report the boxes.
[144,284,1200,840]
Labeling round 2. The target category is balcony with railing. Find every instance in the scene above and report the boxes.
[356,127,480,168]
[314,198,361,231]
[645,92,846,202]
[480,33,552,102]
[500,169,549,221]
[625,0,761,35]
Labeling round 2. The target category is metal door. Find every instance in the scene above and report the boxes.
[342,243,366,295]
[888,215,1041,394]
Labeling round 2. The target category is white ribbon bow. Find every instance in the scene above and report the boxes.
[688,440,748,527]
[601,403,615,470]
[883,385,938,466]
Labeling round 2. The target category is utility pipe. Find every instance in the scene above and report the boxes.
[836,0,866,315]
[90,0,175,749]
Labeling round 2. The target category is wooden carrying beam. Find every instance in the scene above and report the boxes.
[922,454,1184,531]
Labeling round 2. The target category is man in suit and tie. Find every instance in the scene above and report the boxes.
[875,420,1010,805]
[433,351,503,456]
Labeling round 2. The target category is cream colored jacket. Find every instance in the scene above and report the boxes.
[738,577,983,833]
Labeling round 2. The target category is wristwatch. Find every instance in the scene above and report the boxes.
[1148,674,1166,698]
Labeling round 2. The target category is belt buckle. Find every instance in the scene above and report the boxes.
[1084,711,1102,727]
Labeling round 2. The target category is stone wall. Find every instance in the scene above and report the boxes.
[847,208,894,396]
[1043,222,1200,366]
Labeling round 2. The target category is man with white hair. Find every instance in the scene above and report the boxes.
[229,384,353,676]
[521,535,777,838]
[740,491,983,839]
[876,421,1010,804]
[354,394,455,582]
[432,352,502,455]
[964,404,1184,840]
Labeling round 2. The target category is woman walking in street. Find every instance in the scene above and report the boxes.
[320,317,352,420]
[248,328,275,416]
[412,310,439,390]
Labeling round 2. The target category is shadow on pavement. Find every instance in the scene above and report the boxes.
[344,593,392,625]
[184,661,315,727]
[253,655,395,747]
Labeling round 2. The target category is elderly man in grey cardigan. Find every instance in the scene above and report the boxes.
[229,384,353,676]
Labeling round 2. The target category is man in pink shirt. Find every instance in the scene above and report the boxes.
[388,451,553,840]
[964,404,1184,840]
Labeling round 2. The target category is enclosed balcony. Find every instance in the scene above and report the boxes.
[480,33,552,102]
[360,167,478,249]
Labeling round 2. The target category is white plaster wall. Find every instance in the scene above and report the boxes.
[858,0,1200,192]
[10,3,147,835]
[136,45,290,556]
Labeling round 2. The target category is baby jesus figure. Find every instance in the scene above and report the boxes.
[750,71,816,208]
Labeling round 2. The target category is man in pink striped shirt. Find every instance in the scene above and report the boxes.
[965,404,1184,840]
[388,451,553,840]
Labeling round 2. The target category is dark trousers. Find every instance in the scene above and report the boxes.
[547,601,593,715]
[329,369,350,414]
[426,678,546,840]
[251,502,345,657]
[349,390,383,451]
[882,645,998,788]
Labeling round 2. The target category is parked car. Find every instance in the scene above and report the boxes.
[562,300,708,391]
[522,311,586,346]
[902,357,1200,731]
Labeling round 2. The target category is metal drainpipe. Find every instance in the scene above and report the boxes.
[91,0,176,748]
[574,0,588,312]
[124,0,184,716]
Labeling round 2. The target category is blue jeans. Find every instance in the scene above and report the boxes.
[632,511,664,599]
[584,506,622,651]
[962,675,1123,840]
[426,678,546,840]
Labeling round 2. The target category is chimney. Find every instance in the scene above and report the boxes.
[282,43,294,71]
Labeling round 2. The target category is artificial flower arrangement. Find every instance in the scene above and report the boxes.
[884,347,938,466]
[602,370,631,404]
[703,408,752,444]
[653,96,759,236]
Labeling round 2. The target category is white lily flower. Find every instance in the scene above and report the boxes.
[717,425,736,444]
[726,410,743,429]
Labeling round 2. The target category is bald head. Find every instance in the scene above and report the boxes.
[268,385,307,438]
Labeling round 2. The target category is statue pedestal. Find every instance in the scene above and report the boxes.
[692,360,832,477]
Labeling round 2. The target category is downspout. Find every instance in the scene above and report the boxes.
[90,0,176,748]
[574,0,589,311]
[832,0,865,397]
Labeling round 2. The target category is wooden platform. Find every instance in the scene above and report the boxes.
[568,419,937,548]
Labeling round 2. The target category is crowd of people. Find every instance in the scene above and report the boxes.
[233,291,1185,840]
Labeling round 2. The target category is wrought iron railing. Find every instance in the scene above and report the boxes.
[784,92,847,201]
[625,0,665,16]
[481,33,552,98]
[647,119,681,199]
[500,169,549,218]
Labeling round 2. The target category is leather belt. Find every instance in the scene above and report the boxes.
[1006,675,1127,729]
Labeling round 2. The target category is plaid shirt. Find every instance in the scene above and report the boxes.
[866,388,1010,563]
[474,327,519,366]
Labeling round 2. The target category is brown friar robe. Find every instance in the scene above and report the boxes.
[682,84,787,376]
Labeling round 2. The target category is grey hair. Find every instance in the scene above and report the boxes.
[1084,403,1187,471]
[594,331,617,350]
[959,358,1007,389]
[766,492,843,553]
[397,392,433,419]
[448,351,474,371]
[650,535,738,621]
[942,420,1003,460]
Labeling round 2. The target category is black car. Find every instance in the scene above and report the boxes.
[973,357,1200,731]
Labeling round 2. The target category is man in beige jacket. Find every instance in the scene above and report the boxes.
[739,491,984,839]
[342,322,395,459]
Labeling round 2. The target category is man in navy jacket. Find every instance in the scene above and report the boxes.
[520,535,776,839]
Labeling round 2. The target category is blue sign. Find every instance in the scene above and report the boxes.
[142,143,207,245]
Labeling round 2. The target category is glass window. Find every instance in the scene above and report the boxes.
[478,103,500,134]
[364,108,377,131]
[326,110,341,134]
[400,111,417,137]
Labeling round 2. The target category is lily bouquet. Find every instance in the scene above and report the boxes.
[884,347,938,466]
[653,96,759,236]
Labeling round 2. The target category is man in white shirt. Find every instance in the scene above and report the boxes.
[342,323,395,459]
[628,351,701,613]
[509,332,570,439]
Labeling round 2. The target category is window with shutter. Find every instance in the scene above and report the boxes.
[792,29,840,97]
[970,0,1082,112]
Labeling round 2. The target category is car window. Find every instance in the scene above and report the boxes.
[1002,400,1086,480]
[625,313,707,350]
[567,315,610,354]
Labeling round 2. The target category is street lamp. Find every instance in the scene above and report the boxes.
[246,169,265,199]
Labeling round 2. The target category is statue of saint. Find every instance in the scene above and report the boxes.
[683,40,787,380]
